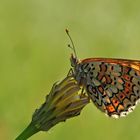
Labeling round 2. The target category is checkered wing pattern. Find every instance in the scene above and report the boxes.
[79,58,140,118]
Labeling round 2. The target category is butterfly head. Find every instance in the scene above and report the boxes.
[70,54,86,86]
[70,53,78,67]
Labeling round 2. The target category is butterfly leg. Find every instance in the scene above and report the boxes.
[80,87,86,97]
[67,68,74,77]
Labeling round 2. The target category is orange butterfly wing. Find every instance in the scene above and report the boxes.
[81,58,140,71]
[79,58,140,118]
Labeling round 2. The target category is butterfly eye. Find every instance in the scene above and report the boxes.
[70,54,78,67]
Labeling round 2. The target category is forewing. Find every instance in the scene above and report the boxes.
[81,58,140,118]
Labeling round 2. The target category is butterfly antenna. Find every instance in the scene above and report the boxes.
[65,29,78,59]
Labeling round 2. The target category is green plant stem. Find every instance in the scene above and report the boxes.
[15,122,39,140]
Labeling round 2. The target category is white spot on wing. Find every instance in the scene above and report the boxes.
[136,98,140,105]
[111,114,119,119]
[120,111,127,117]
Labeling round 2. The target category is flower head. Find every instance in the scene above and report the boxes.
[32,76,89,131]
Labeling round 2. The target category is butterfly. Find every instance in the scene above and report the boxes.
[66,29,140,118]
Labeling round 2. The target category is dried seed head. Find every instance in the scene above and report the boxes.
[32,76,90,131]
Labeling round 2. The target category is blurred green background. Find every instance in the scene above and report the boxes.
[1,0,140,140]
